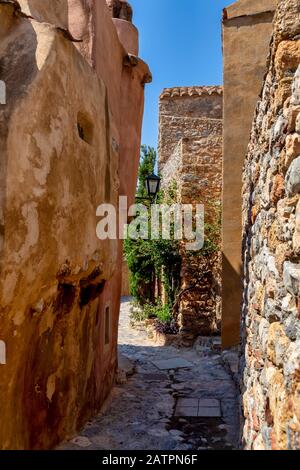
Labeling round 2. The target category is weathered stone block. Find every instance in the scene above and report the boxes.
[285,156,300,196]
[253,432,266,450]
[285,133,300,166]
[286,106,300,133]
[274,0,300,42]
[267,323,291,367]
[275,41,300,81]
[293,200,300,252]
[296,111,300,134]
[275,78,293,112]
[283,340,300,378]
[271,174,285,205]
[283,261,300,296]
[258,318,269,356]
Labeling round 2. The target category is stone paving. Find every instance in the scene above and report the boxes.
[59,298,239,450]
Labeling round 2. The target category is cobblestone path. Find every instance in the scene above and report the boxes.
[59,298,239,450]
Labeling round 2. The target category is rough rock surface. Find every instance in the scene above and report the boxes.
[159,87,223,341]
[241,0,300,450]
[59,298,239,451]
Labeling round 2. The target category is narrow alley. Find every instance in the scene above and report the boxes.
[59,298,239,451]
[1,0,300,456]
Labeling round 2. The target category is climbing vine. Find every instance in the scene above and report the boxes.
[189,199,222,258]
[124,146,222,327]
[124,146,181,323]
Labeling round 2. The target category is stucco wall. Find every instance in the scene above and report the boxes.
[222,0,279,349]
[0,0,149,450]
[241,0,300,449]
[121,259,130,297]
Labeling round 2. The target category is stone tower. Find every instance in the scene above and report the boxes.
[158,86,223,341]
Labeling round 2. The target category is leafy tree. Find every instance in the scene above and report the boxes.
[125,146,221,327]
[137,145,157,197]
[124,146,181,321]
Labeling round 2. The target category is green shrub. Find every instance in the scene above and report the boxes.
[130,300,171,325]
[154,303,172,323]
[125,146,221,325]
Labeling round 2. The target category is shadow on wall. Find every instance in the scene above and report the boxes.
[224,10,275,29]
[221,254,242,349]
[0,3,39,450]
[0,4,38,254]
[0,0,70,251]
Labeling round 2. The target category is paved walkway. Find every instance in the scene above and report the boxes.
[59,298,239,450]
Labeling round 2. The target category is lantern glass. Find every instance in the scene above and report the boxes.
[146,174,160,199]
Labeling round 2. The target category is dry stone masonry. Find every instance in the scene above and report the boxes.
[241,0,300,450]
[159,87,223,342]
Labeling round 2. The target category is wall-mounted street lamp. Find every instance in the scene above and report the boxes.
[145,173,161,202]
[135,173,161,204]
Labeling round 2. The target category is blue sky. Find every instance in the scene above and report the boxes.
[130,0,230,149]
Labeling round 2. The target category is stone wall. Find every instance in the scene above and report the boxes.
[0,0,150,449]
[159,87,222,169]
[159,87,223,342]
[222,0,279,349]
[241,0,300,450]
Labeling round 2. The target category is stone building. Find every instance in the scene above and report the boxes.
[0,0,150,449]
[158,87,223,341]
[222,0,279,348]
[241,0,300,450]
